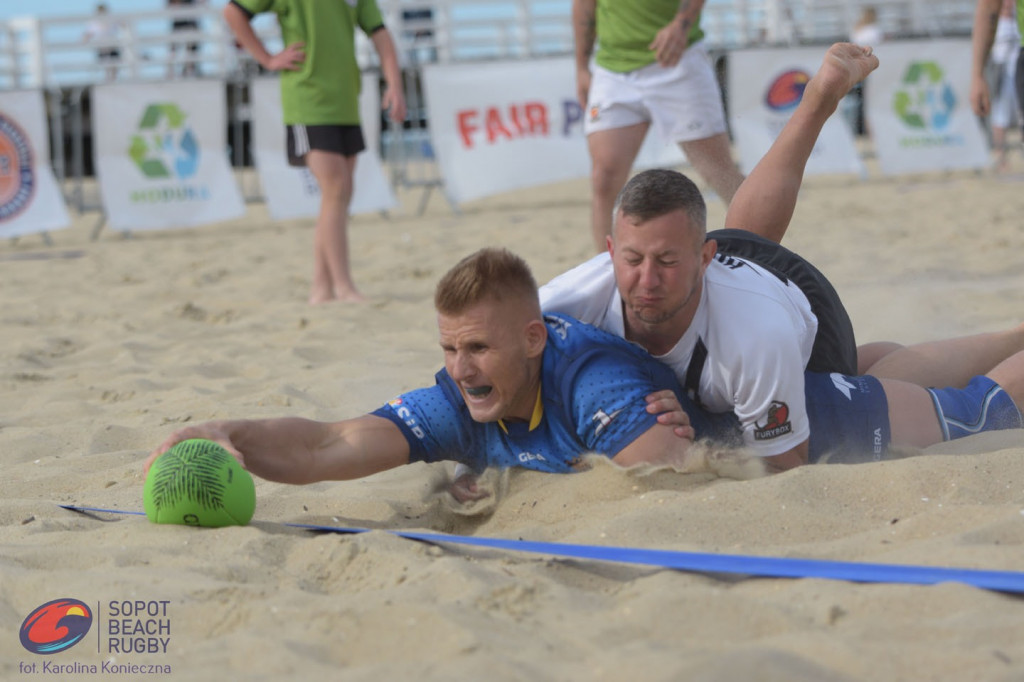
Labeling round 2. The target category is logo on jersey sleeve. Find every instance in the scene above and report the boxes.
[387,398,426,439]
[591,408,624,437]
[754,401,792,441]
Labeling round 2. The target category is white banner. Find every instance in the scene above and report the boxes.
[728,47,864,176]
[0,90,71,238]
[250,72,396,220]
[93,80,245,231]
[422,58,685,204]
[867,40,989,175]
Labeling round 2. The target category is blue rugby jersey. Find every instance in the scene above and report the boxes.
[372,313,727,473]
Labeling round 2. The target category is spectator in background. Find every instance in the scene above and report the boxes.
[971,0,1024,135]
[851,6,884,46]
[848,6,884,137]
[572,0,745,252]
[168,0,206,78]
[223,0,406,304]
[988,0,1021,171]
[84,3,122,82]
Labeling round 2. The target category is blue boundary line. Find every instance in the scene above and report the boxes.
[60,505,1024,594]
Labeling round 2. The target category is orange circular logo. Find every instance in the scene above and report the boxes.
[0,112,35,220]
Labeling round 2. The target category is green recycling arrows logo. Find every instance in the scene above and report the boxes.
[892,61,956,131]
[128,103,200,180]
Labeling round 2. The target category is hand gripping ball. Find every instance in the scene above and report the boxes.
[144,439,256,527]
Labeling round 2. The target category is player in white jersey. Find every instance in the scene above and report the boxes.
[540,236,820,458]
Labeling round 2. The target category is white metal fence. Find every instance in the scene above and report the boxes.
[0,0,979,89]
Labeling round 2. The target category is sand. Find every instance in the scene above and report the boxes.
[2,159,1024,681]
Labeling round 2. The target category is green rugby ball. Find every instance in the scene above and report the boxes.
[144,439,256,527]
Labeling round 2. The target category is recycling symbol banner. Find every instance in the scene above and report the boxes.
[92,80,245,231]
[866,39,989,175]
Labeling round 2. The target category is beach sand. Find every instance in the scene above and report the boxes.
[2,162,1023,681]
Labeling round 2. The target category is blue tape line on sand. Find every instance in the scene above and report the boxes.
[60,505,1024,594]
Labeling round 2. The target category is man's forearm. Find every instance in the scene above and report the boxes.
[673,0,705,32]
[223,3,271,68]
[572,0,597,69]
[232,415,410,485]
[371,28,402,94]
[972,0,1002,77]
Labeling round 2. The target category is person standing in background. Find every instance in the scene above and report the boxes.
[971,0,1024,137]
[84,3,122,82]
[848,6,883,138]
[572,0,745,252]
[168,0,207,78]
[223,0,406,304]
[988,0,1021,171]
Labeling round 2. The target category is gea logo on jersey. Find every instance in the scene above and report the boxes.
[754,401,792,441]
[387,398,425,439]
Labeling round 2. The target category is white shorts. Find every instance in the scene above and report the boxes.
[584,41,728,143]
[991,60,1020,130]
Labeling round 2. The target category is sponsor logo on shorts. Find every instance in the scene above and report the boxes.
[588,105,600,123]
[754,401,792,441]
[0,112,36,221]
[830,373,857,400]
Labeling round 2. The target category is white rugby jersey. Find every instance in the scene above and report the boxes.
[539,252,818,457]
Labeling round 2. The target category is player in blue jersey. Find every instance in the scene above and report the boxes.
[145,248,730,483]
[146,246,1024,495]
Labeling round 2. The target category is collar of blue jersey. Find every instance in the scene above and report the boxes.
[497,388,544,433]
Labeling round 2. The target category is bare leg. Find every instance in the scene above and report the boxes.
[992,125,1010,171]
[587,122,649,252]
[857,341,904,375]
[866,322,1024,388]
[985,349,1024,408]
[724,43,879,243]
[679,132,744,205]
[306,149,363,304]
[883,348,1024,450]
[878,378,944,449]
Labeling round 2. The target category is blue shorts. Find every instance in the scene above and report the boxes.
[804,372,891,463]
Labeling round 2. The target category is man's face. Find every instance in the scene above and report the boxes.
[609,208,715,336]
[438,299,545,424]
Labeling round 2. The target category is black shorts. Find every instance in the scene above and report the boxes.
[709,228,858,376]
[286,124,365,167]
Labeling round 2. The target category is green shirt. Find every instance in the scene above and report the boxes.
[235,0,384,125]
[595,0,705,73]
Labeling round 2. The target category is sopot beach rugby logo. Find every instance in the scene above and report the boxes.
[19,599,93,655]
[0,111,36,221]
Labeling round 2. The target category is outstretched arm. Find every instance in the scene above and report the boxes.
[970,0,1002,116]
[724,43,879,243]
[145,415,411,485]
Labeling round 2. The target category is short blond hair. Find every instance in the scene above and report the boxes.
[434,248,540,316]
